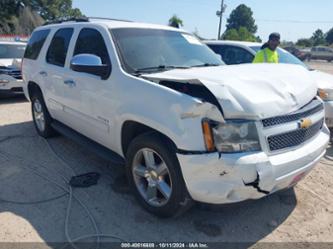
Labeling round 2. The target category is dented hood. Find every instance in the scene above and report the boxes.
[143,64,317,120]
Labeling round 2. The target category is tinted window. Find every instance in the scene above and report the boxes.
[74,28,110,65]
[0,44,26,59]
[46,28,74,67]
[209,45,253,65]
[24,29,50,60]
[111,28,223,73]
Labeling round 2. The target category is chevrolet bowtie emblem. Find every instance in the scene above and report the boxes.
[299,118,312,129]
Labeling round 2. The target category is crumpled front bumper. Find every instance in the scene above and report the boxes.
[0,74,23,92]
[177,127,329,204]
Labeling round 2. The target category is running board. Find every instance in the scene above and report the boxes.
[51,121,125,166]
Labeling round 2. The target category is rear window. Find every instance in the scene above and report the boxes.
[0,44,26,59]
[24,29,50,60]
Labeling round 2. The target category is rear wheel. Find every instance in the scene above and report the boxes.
[31,90,56,138]
[126,132,193,217]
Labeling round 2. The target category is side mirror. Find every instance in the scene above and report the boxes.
[70,54,111,79]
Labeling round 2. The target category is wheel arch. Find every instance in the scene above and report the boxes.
[27,81,42,100]
[121,120,177,157]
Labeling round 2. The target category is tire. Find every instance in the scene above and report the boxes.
[126,132,193,217]
[31,89,56,138]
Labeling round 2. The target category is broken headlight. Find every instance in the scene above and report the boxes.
[210,120,261,153]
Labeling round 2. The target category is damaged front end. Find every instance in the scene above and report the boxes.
[141,67,328,204]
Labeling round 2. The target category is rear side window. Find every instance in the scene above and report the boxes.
[24,29,50,60]
[46,28,74,67]
[209,45,254,65]
[74,28,110,65]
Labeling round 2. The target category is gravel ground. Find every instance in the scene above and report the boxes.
[0,62,333,248]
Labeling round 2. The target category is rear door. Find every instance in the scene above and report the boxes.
[42,28,74,121]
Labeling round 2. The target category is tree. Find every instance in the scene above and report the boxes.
[296,38,314,47]
[26,0,84,20]
[222,29,239,41]
[222,27,258,42]
[168,15,183,28]
[226,4,257,34]
[0,0,84,34]
[311,29,326,46]
[326,28,333,45]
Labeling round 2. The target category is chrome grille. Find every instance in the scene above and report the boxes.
[267,119,324,151]
[0,67,22,79]
[262,99,323,128]
[6,70,22,79]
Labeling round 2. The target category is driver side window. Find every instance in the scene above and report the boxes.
[74,28,111,66]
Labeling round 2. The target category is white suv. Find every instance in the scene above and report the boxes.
[0,41,26,94]
[22,18,329,217]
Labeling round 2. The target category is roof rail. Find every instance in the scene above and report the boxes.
[42,16,133,26]
[88,17,133,23]
[43,17,89,26]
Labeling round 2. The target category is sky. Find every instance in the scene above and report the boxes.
[73,0,333,42]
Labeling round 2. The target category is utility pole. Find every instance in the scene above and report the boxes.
[216,0,227,40]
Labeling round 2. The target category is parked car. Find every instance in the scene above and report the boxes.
[22,19,329,217]
[0,41,26,94]
[205,40,333,132]
[284,46,310,61]
[310,46,333,62]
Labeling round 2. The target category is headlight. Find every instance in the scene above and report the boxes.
[318,88,333,101]
[202,120,261,153]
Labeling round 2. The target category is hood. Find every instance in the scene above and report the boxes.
[0,59,21,69]
[143,64,317,120]
[309,70,333,89]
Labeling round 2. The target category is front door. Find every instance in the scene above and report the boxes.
[62,27,114,147]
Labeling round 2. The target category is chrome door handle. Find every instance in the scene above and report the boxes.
[64,79,76,87]
[39,71,47,77]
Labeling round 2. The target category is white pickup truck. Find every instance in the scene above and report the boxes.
[22,18,329,217]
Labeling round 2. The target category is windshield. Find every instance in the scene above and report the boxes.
[0,44,26,59]
[250,46,308,69]
[111,28,223,73]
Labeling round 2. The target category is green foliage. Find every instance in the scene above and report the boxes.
[226,4,257,34]
[26,0,83,20]
[0,0,84,34]
[311,29,326,46]
[280,40,295,48]
[168,15,183,28]
[296,38,314,48]
[222,27,258,42]
[326,28,333,45]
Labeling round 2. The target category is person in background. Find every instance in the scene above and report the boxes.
[253,32,280,63]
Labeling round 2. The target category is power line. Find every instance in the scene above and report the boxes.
[256,19,333,24]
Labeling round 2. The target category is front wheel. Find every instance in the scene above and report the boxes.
[126,132,193,217]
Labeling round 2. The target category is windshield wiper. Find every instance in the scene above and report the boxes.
[134,65,190,74]
[191,63,221,68]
